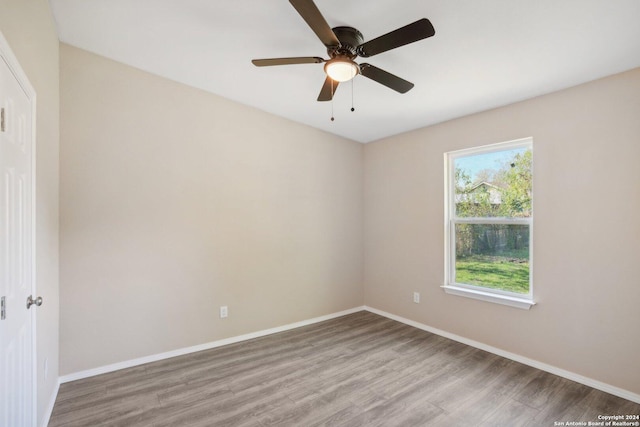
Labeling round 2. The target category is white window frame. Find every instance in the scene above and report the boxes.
[443,138,535,310]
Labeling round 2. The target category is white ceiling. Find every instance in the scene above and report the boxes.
[50,0,640,143]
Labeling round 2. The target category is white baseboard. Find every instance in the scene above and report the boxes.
[59,306,365,383]
[364,305,640,405]
[57,304,639,406]
[40,379,60,427]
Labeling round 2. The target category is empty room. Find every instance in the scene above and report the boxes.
[1,0,639,426]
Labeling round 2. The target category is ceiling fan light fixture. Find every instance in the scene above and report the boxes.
[324,57,359,82]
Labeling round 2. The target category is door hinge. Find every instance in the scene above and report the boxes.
[1,107,5,132]
[1,296,6,320]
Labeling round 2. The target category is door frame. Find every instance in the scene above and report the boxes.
[0,29,38,426]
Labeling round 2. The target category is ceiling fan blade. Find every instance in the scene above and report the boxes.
[358,18,435,57]
[252,57,324,67]
[317,76,339,101]
[289,0,340,47]
[359,63,414,93]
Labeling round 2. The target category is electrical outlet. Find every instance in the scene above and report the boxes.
[220,306,228,318]
[413,292,420,303]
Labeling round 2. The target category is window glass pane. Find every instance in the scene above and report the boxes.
[454,147,532,218]
[455,224,529,294]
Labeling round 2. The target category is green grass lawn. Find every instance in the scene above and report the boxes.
[456,255,529,293]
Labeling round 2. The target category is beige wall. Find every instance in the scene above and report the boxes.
[59,44,363,375]
[0,0,60,424]
[364,68,640,395]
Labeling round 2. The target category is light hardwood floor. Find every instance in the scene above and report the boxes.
[49,311,640,426]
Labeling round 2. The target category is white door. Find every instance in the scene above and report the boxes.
[0,48,35,427]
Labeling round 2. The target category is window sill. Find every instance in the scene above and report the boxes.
[441,284,535,310]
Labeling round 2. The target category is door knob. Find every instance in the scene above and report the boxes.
[26,295,43,309]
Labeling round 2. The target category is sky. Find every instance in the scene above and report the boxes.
[455,147,527,182]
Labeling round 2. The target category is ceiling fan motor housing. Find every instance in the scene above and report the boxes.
[328,26,364,59]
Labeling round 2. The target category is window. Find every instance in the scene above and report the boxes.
[443,138,534,309]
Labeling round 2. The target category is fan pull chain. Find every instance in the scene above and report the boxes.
[351,78,355,112]
[330,79,335,121]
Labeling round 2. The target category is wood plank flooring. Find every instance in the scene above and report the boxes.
[49,311,640,426]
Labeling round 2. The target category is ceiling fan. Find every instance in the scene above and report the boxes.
[252,0,435,101]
